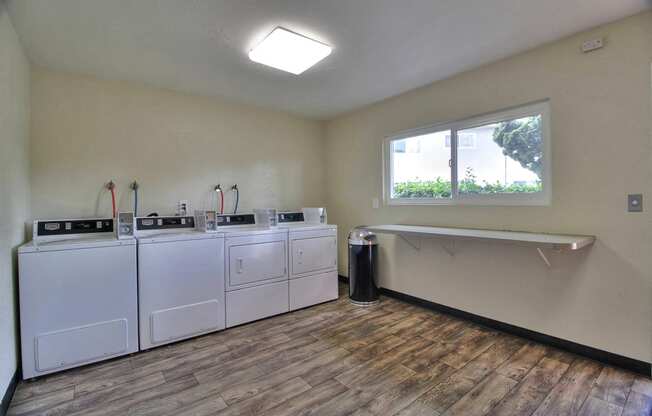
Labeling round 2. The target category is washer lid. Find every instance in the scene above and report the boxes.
[19,235,135,253]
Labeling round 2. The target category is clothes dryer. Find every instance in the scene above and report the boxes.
[277,210,338,310]
[217,213,290,327]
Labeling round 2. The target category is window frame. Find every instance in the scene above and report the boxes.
[383,100,551,206]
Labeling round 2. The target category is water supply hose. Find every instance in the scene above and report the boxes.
[107,181,117,218]
[215,184,224,214]
[131,181,139,216]
[232,184,239,214]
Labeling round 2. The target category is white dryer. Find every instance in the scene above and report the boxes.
[277,210,339,311]
[135,215,225,350]
[18,216,139,379]
[218,213,290,327]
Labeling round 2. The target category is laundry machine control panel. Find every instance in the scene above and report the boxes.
[217,214,256,226]
[34,218,113,239]
[136,216,195,230]
[278,212,304,223]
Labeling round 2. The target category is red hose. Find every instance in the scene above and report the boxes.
[109,183,117,218]
[219,191,224,214]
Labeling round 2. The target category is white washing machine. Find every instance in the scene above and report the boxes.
[135,215,225,350]
[18,216,139,379]
[218,213,290,327]
[277,210,339,310]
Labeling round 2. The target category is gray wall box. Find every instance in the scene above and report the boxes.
[628,194,643,212]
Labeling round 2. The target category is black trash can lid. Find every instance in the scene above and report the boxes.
[348,228,378,246]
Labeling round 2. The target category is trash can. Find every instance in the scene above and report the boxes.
[348,228,379,305]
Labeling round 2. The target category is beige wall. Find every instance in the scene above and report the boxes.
[20,7,652,367]
[30,68,325,219]
[0,1,30,395]
[325,12,652,362]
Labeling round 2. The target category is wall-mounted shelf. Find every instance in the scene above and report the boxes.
[363,224,596,267]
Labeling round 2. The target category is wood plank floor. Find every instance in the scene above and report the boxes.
[9,284,652,416]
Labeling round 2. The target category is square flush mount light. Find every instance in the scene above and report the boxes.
[248,27,332,75]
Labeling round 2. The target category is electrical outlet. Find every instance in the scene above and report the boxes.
[372,198,380,209]
[177,200,190,216]
[628,194,643,212]
[581,38,604,53]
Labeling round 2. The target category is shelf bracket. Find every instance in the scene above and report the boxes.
[536,247,552,268]
[441,240,456,257]
[398,234,421,251]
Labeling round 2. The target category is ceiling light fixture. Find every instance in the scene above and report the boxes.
[248,27,332,75]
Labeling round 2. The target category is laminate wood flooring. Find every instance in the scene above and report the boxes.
[8,284,651,416]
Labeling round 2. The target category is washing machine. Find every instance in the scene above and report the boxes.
[217,213,290,327]
[277,210,339,310]
[18,214,139,379]
[135,215,225,350]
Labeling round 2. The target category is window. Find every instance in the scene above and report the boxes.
[384,100,550,205]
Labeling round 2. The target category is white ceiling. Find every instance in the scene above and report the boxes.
[7,0,650,120]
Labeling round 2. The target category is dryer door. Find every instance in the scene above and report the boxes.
[290,230,337,278]
[291,233,337,277]
[227,235,287,290]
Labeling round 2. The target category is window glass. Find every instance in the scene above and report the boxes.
[457,116,542,194]
[391,130,451,199]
